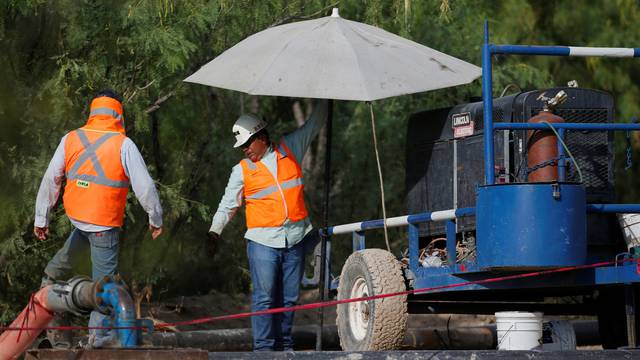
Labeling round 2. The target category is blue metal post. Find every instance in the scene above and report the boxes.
[408,224,420,271]
[482,20,495,184]
[352,231,365,252]
[325,238,332,290]
[587,204,640,213]
[446,220,457,268]
[558,128,566,181]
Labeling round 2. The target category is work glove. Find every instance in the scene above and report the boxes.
[207,231,221,257]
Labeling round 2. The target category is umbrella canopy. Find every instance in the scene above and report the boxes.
[185,8,480,101]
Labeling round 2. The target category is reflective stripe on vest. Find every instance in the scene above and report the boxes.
[240,141,308,228]
[89,107,124,128]
[245,178,304,200]
[66,130,129,188]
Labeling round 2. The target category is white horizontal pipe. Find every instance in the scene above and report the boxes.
[430,209,457,221]
[330,210,461,235]
[385,215,410,227]
[569,47,635,57]
[332,222,362,235]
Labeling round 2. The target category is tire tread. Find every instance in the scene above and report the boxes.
[336,248,408,350]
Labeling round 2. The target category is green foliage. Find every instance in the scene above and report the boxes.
[1,0,640,324]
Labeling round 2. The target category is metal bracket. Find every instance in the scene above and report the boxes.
[551,183,561,200]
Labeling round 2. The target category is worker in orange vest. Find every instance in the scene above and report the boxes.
[209,99,327,351]
[33,90,163,348]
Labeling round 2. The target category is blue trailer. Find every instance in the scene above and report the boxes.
[322,22,640,351]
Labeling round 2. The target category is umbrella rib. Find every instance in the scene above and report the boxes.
[335,19,373,101]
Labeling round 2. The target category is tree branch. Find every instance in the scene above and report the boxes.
[145,90,176,114]
[270,2,340,27]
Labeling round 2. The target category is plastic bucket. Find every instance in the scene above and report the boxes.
[618,213,640,250]
[495,311,543,350]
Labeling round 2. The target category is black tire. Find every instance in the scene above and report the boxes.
[336,248,408,350]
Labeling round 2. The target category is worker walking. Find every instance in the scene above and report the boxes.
[209,99,327,351]
[33,90,163,348]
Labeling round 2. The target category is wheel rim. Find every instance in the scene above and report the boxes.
[348,277,370,341]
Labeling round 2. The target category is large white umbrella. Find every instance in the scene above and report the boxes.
[185,8,480,101]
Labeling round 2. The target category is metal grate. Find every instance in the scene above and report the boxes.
[530,108,611,192]
[494,109,504,123]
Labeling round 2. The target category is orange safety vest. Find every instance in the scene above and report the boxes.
[240,141,308,228]
[62,96,130,227]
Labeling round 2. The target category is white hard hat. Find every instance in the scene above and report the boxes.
[232,114,268,148]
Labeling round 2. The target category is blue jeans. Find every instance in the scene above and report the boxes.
[247,239,305,351]
[44,227,119,347]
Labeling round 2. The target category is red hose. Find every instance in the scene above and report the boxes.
[0,286,54,360]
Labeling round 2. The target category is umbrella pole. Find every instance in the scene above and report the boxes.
[316,99,333,351]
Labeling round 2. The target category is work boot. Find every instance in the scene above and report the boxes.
[40,276,73,349]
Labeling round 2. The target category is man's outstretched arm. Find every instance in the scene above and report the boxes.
[34,135,68,240]
[209,164,244,236]
[283,99,329,162]
[122,138,163,239]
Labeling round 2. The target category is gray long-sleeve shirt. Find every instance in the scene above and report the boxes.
[209,100,328,248]
[34,134,163,232]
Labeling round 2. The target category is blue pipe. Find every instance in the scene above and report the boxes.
[361,219,385,230]
[446,220,456,268]
[97,280,138,347]
[587,204,640,213]
[482,20,495,184]
[557,129,566,181]
[408,224,420,272]
[494,122,640,131]
[454,207,476,217]
[352,231,365,252]
[491,45,570,56]
[491,44,640,57]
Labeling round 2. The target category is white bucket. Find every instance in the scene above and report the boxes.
[495,311,543,350]
[618,213,640,250]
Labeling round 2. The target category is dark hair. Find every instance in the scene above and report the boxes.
[255,129,270,143]
[96,89,122,103]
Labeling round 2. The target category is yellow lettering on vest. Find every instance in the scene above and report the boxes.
[76,180,90,188]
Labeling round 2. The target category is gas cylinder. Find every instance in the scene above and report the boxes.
[527,91,567,182]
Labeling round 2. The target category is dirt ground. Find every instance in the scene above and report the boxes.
[138,289,603,350]
[142,289,337,331]
[141,288,495,332]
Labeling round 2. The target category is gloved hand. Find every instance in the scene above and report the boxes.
[207,231,221,257]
